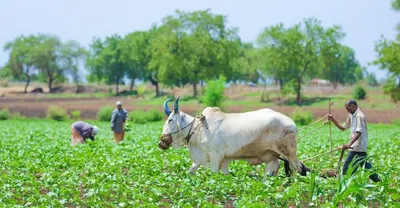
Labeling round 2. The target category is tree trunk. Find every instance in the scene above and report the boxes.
[130,79,135,92]
[200,80,204,95]
[333,82,338,89]
[24,76,30,93]
[149,75,160,97]
[332,73,340,89]
[279,79,284,91]
[261,82,267,102]
[192,82,198,97]
[296,79,301,105]
[115,77,120,95]
[155,83,159,97]
[48,78,53,93]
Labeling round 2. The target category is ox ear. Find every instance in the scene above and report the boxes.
[177,119,182,132]
[163,98,172,116]
[173,96,181,113]
[176,112,183,131]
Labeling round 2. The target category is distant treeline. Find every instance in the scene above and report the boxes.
[1,4,399,104]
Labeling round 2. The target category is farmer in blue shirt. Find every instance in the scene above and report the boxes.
[111,101,128,143]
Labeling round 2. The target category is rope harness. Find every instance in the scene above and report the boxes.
[297,114,329,140]
[184,114,206,144]
[166,114,207,145]
[298,114,350,175]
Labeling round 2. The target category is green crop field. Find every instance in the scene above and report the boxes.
[0,119,399,207]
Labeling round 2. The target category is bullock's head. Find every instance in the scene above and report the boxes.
[159,96,188,149]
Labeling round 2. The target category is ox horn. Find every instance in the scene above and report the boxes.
[163,98,172,116]
[173,96,181,113]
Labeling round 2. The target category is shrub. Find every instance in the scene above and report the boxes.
[71,110,81,120]
[120,90,138,96]
[352,85,366,100]
[392,118,400,126]
[97,106,114,121]
[146,109,164,122]
[137,85,147,97]
[292,110,313,126]
[382,78,400,102]
[131,109,164,124]
[0,108,10,120]
[0,80,9,88]
[202,75,226,107]
[179,95,195,102]
[12,112,24,120]
[47,106,68,121]
[132,110,147,124]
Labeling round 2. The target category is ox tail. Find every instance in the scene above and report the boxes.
[278,156,312,177]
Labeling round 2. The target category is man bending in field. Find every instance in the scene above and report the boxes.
[71,121,99,146]
[328,99,381,182]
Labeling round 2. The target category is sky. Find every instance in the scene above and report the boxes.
[0,0,399,80]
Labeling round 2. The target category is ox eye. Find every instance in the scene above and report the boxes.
[168,119,173,123]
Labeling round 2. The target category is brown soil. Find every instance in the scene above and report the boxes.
[1,95,398,123]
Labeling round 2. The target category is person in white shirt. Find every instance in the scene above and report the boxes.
[328,99,380,182]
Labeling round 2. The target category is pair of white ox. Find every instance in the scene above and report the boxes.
[159,97,309,180]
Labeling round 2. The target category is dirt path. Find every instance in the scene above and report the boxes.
[1,96,398,123]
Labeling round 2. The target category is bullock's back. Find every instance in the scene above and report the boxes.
[202,107,296,135]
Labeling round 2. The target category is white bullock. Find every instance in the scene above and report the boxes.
[158,97,308,180]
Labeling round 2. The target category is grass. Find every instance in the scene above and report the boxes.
[133,95,200,107]
[0,119,398,207]
[45,92,113,99]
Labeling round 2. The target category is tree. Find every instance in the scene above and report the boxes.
[319,26,360,88]
[258,18,332,105]
[354,66,366,81]
[86,35,127,95]
[372,0,400,102]
[393,0,400,10]
[365,72,379,87]
[257,23,291,92]
[60,40,87,93]
[3,35,40,92]
[150,10,240,97]
[374,36,400,84]
[0,64,12,78]
[291,18,327,104]
[215,32,243,83]
[231,42,261,83]
[31,34,68,93]
[321,45,360,88]
[393,0,400,30]
[86,38,105,84]
[121,31,150,92]
[382,77,400,102]
[374,35,400,101]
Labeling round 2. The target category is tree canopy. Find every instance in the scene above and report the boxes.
[1,9,380,104]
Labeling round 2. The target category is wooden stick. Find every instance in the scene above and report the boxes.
[329,98,332,150]
[302,147,342,161]
[302,146,352,162]
[329,98,333,167]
